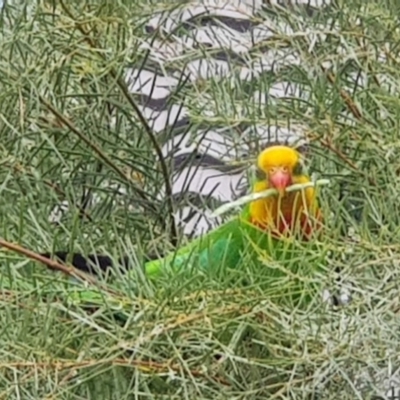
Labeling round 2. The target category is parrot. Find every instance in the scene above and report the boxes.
[143,145,324,281]
[41,145,325,284]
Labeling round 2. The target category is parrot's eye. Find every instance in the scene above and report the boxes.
[269,166,289,174]
[268,167,277,176]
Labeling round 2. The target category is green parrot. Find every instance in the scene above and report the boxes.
[36,145,329,310]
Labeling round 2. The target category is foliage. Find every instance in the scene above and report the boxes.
[0,0,400,398]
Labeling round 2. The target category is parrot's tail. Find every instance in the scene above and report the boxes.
[40,252,134,275]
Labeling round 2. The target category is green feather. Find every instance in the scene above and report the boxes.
[144,206,255,276]
[144,205,288,278]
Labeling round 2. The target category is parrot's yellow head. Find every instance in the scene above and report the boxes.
[257,145,301,196]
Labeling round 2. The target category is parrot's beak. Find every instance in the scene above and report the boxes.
[269,167,292,196]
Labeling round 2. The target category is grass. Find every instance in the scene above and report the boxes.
[1,0,400,398]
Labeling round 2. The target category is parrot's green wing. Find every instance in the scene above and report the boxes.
[145,212,249,278]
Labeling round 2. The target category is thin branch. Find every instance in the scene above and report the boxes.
[0,358,229,386]
[58,0,179,246]
[6,161,93,222]
[38,96,154,208]
[322,67,363,120]
[0,238,119,296]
